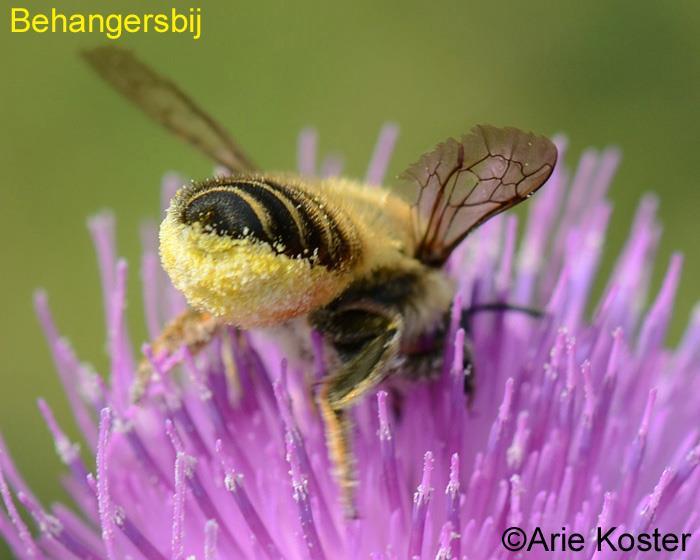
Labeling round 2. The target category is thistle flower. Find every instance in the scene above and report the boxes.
[1,125,699,560]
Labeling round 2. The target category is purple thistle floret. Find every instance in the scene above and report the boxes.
[2,125,700,559]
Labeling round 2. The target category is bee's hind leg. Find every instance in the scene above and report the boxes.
[312,303,403,518]
[132,308,223,403]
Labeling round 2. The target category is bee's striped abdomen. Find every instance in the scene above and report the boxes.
[180,177,357,270]
[183,188,267,241]
[265,179,357,269]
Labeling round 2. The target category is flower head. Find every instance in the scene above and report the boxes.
[1,125,699,559]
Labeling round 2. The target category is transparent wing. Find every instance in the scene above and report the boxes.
[401,125,557,266]
[82,46,256,172]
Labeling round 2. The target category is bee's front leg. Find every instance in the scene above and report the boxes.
[458,302,543,396]
[132,308,223,402]
[312,303,403,518]
[396,326,475,412]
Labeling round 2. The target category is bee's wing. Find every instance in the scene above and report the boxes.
[82,46,256,172]
[401,125,557,266]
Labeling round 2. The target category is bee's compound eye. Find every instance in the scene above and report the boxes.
[182,189,266,241]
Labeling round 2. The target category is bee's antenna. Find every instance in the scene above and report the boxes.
[460,302,545,334]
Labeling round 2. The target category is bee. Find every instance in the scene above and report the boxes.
[83,46,557,515]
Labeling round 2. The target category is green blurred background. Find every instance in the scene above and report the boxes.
[1,0,699,555]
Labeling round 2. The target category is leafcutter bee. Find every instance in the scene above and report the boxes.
[83,46,557,515]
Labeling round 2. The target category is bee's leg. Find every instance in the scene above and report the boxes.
[460,302,545,394]
[313,304,403,518]
[461,336,476,400]
[132,308,222,402]
[459,302,541,397]
[400,334,475,400]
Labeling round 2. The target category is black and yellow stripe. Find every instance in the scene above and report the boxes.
[179,177,356,270]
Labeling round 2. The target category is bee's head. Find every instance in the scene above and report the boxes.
[159,176,359,328]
